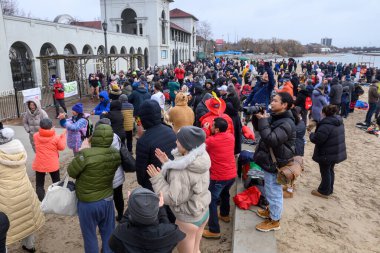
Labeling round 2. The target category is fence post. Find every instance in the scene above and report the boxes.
[14,88,20,118]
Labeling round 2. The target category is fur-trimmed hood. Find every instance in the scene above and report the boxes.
[161,143,210,176]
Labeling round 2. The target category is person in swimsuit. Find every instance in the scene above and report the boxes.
[147,126,211,253]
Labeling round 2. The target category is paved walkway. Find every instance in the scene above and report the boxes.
[232,178,278,253]
[4,124,73,178]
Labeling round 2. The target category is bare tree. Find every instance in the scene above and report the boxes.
[1,0,19,15]
[239,37,255,52]
[197,21,213,56]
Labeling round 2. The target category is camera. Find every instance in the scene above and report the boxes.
[243,104,266,115]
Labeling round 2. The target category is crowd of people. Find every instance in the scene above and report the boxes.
[1,56,380,253]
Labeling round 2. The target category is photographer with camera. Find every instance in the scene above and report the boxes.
[253,92,296,232]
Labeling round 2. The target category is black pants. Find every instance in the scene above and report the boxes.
[54,98,67,116]
[318,162,335,195]
[300,108,308,126]
[0,212,10,253]
[36,170,60,201]
[125,131,133,153]
[113,184,124,220]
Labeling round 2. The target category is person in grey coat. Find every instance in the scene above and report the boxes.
[22,98,49,152]
[311,87,328,123]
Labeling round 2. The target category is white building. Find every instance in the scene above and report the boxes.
[0,0,198,95]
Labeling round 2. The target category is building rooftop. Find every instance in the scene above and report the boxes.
[71,21,102,30]
[170,8,199,21]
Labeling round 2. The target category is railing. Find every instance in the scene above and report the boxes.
[0,86,56,121]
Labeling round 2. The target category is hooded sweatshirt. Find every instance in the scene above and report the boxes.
[168,93,195,133]
[94,91,111,115]
[129,87,151,117]
[311,89,328,122]
[135,100,176,191]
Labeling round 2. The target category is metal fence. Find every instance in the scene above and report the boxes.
[0,86,55,121]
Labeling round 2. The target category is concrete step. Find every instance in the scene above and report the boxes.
[232,178,278,253]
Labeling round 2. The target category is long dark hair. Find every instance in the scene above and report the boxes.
[72,113,84,123]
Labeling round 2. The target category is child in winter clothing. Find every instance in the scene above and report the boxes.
[109,188,185,253]
[92,91,110,116]
[33,118,66,201]
[119,95,134,153]
[59,103,88,155]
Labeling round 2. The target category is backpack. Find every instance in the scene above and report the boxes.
[81,117,93,140]
[305,97,312,110]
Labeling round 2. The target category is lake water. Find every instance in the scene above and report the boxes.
[293,53,380,68]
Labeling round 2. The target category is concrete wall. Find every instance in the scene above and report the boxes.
[0,11,15,92]
[1,14,149,92]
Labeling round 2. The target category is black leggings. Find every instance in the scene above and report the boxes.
[36,170,60,201]
[0,212,10,253]
[125,131,133,153]
[113,184,124,220]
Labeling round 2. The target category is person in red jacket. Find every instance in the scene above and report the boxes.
[202,117,237,239]
[33,118,66,201]
[174,64,185,85]
[53,77,68,117]
[200,97,234,137]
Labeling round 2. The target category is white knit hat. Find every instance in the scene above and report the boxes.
[0,128,15,145]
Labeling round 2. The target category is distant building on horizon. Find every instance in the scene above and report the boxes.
[321,38,332,47]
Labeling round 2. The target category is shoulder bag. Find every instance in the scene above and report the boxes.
[269,148,304,185]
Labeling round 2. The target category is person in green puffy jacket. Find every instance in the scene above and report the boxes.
[68,124,121,253]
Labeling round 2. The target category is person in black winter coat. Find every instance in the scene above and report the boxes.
[109,188,185,253]
[294,84,309,126]
[328,78,343,111]
[104,100,126,144]
[135,100,177,191]
[253,92,296,232]
[290,73,300,97]
[309,105,347,199]
[0,212,10,253]
[128,82,151,117]
[195,93,212,127]
[223,85,242,155]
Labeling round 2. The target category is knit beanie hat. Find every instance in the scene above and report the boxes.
[0,128,15,145]
[128,188,159,225]
[72,103,83,114]
[177,126,206,151]
[95,118,111,128]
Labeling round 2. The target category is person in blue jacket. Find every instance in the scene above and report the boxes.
[243,63,275,110]
[92,90,110,116]
[243,63,275,130]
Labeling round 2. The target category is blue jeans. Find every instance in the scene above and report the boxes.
[0,212,9,253]
[208,178,235,233]
[78,198,115,253]
[365,102,377,125]
[263,171,283,221]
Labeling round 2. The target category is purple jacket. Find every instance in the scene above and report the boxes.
[60,117,87,152]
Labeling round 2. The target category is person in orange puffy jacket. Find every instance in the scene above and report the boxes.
[33,118,66,201]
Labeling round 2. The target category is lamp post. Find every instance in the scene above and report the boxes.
[102,21,110,81]
[174,34,179,66]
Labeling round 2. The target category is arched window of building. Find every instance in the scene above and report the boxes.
[121,8,137,35]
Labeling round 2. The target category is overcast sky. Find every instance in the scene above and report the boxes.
[15,0,380,48]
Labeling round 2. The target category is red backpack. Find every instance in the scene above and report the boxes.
[305,97,312,110]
